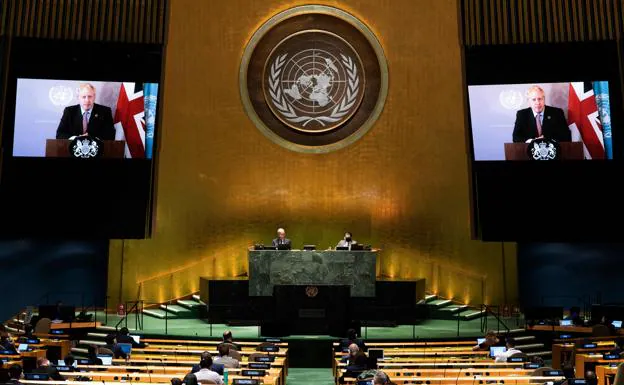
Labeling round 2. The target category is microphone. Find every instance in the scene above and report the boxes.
[433,352,438,369]
[454,367,463,385]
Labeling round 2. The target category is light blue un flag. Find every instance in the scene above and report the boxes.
[593,81,612,159]
[143,83,159,159]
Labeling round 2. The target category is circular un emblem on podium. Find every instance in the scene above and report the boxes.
[305,286,319,298]
[527,138,561,160]
[240,5,388,153]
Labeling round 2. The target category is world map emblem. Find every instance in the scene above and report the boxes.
[240,6,388,153]
[265,31,365,133]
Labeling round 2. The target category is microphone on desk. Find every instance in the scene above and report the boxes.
[454,367,463,385]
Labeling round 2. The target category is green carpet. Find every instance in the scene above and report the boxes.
[286,368,334,385]
[95,313,519,339]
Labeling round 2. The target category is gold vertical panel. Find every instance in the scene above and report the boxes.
[460,0,624,45]
[107,0,518,307]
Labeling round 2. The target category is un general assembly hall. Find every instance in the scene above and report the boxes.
[2,1,624,385]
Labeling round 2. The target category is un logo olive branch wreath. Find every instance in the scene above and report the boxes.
[268,53,360,127]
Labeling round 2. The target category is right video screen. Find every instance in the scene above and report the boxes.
[465,40,624,241]
[468,81,613,161]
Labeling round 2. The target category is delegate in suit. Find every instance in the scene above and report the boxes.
[56,83,115,140]
[272,227,292,248]
[512,85,571,143]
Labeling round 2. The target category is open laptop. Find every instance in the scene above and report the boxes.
[57,360,77,368]
[489,346,506,357]
[130,335,141,344]
[477,338,486,345]
[559,319,573,326]
[276,243,291,250]
[17,344,29,352]
[612,320,622,329]
[97,354,113,365]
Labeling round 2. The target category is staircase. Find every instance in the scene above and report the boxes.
[142,294,205,320]
[424,294,487,321]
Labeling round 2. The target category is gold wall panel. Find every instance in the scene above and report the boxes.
[107,0,518,307]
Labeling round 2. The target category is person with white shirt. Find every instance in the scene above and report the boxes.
[193,358,223,384]
[511,85,571,143]
[494,337,523,362]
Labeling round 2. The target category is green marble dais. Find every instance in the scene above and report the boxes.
[248,250,377,297]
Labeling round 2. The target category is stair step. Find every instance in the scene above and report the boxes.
[78,340,106,346]
[192,294,206,305]
[425,294,438,303]
[428,299,453,308]
[177,299,203,310]
[438,305,469,313]
[159,304,192,315]
[71,347,89,354]
[143,309,178,319]
[507,328,526,334]
[460,310,486,320]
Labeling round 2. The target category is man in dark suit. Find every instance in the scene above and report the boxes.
[272,228,291,249]
[512,85,571,143]
[56,83,115,140]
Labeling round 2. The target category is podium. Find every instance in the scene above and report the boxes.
[504,142,585,160]
[45,139,125,158]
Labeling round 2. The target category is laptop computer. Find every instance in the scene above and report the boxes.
[612,320,622,329]
[489,346,506,357]
[276,244,291,250]
[477,338,486,345]
[17,344,29,352]
[130,335,141,344]
[559,319,573,326]
[97,354,113,365]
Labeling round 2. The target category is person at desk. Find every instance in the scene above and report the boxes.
[339,328,367,352]
[512,85,571,143]
[55,83,115,140]
[336,232,357,250]
[193,358,223,385]
[272,228,291,249]
[0,333,17,354]
[33,358,64,381]
[494,337,522,362]
[340,343,368,376]
[473,330,503,351]
[190,351,224,375]
[7,364,22,384]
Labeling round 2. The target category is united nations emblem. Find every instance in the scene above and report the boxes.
[240,6,388,153]
[69,136,103,159]
[305,286,319,298]
[49,85,74,107]
[527,138,560,160]
[499,89,524,110]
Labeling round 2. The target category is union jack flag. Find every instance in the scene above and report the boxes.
[114,83,145,158]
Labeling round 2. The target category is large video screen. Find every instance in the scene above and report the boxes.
[468,81,612,161]
[13,79,158,158]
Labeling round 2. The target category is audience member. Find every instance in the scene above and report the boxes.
[473,330,501,351]
[190,351,224,375]
[213,344,240,368]
[494,338,522,362]
[193,358,223,384]
[7,364,22,384]
[218,330,241,351]
[34,358,64,381]
[339,329,367,352]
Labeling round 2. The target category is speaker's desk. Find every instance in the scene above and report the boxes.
[248,249,377,297]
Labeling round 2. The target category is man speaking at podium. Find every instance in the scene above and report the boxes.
[56,83,115,140]
[512,85,571,143]
[272,228,291,249]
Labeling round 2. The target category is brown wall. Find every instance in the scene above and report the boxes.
[107,0,518,307]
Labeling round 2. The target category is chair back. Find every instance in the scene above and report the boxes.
[34,318,52,334]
